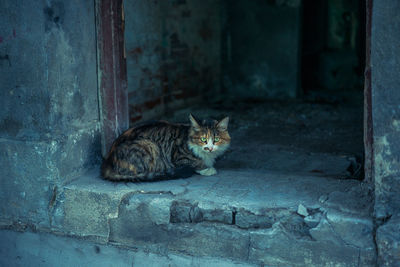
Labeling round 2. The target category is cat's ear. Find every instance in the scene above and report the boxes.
[216,116,229,131]
[189,114,201,131]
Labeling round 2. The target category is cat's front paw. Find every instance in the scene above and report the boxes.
[197,167,217,176]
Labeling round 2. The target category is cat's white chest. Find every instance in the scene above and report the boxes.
[189,143,229,167]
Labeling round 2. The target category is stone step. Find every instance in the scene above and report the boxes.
[0,230,256,267]
[51,169,376,266]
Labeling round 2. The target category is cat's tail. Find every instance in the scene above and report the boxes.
[100,157,171,182]
[100,157,143,182]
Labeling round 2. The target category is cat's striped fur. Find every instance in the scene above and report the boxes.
[101,114,230,182]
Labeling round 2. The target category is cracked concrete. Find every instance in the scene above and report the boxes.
[47,166,375,266]
[40,98,377,266]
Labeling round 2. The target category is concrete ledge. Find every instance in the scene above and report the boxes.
[48,169,375,266]
[0,229,255,267]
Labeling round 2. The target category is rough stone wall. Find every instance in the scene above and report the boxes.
[370,0,400,265]
[0,0,100,227]
[222,0,301,99]
[124,0,222,123]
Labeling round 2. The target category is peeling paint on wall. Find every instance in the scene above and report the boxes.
[124,0,221,123]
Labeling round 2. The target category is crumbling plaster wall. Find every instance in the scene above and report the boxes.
[0,0,100,227]
[370,0,400,265]
[125,0,222,123]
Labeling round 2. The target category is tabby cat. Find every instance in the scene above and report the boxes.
[101,114,230,182]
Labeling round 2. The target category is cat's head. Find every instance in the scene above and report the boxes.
[188,114,231,157]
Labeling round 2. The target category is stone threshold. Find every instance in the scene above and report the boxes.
[47,168,376,266]
[0,229,256,267]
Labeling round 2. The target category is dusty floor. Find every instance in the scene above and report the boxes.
[163,90,364,180]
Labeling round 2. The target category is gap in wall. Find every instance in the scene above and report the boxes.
[123,0,365,180]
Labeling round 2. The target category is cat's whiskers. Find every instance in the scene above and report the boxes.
[189,141,229,168]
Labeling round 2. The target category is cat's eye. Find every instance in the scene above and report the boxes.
[214,137,220,142]
[200,137,207,142]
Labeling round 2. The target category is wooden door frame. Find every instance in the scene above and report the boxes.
[95,0,128,157]
[364,0,373,184]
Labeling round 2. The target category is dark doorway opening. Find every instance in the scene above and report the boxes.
[300,0,366,179]
[99,0,366,181]
[301,0,366,94]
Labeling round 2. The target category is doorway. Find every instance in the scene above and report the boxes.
[98,0,367,181]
